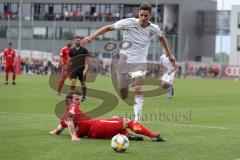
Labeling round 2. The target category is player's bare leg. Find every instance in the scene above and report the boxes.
[80,79,87,102]
[133,76,144,122]
[12,72,16,85]
[57,74,67,95]
[71,78,77,91]
[162,82,170,89]
[5,72,9,85]
[120,87,128,100]
[162,82,173,100]
[57,67,69,95]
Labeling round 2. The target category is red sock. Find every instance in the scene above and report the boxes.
[6,73,9,81]
[13,73,16,81]
[128,120,158,138]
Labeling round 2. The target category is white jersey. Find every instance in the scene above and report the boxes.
[159,54,175,73]
[113,18,163,63]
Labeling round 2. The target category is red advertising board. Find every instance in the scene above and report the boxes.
[222,65,240,77]
[186,61,207,75]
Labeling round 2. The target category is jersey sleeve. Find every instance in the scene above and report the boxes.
[113,18,135,30]
[152,24,163,38]
[84,48,90,56]
[3,50,6,58]
[67,104,78,119]
[13,50,16,58]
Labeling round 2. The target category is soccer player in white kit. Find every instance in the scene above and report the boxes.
[159,54,178,100]
[81,3,174,122]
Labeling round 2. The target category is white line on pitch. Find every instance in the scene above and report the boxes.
[0,111,55,117]
[143,121,240,131]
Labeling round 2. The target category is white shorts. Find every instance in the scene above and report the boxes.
[162,72,175,85]
[117,70,147,89]
[116,54,147,89]
[129,70,147,79]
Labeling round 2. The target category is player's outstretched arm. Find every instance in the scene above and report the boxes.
[59,52,64,66]
[80,24,115,46]
[83,56,90,77]
[168,63,178,75]
[159,36,173,57]
[66,117,80,141]
[49,124,65,135]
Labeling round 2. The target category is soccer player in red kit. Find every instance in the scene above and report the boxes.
[3,42,16,85]
[50,91,165,142]
[57,39,72,95]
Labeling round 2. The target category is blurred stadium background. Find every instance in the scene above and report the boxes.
[0,0,239,78]
[1,1,240,160]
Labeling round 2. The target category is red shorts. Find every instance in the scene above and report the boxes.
[88,119,124,139]
[5,65,15,73]
[75,120,95,137]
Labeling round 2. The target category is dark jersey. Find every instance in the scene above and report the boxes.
[69,47,89,72]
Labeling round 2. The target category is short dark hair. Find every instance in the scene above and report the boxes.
[66,90,82,101]
[139,3,152,13]
[8,42,12,45]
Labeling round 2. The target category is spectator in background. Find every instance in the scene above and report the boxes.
[212,66,219,78]
[24,57,29,74]
[176,66,182,78]
[43,58,49,75]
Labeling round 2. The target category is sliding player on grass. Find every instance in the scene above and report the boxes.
[50,90,165,142]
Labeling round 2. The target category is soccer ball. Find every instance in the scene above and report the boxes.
[111,134,129,153]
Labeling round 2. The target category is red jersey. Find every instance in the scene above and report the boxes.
[60,103,91,125]
[59,103,124,139]
[59,103,94,137]
[60,47,71,65]
[3,49,16,66]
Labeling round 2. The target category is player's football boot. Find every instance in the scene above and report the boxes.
[12,82,16,85]
[126,134,143,141]
[151,134,165,142]
[5,82,8,85]
[81,97,86,102]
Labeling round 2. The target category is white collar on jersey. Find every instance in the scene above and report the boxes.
[137,18,151,28]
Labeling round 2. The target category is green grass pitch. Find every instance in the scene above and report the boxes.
[0,75,240,160]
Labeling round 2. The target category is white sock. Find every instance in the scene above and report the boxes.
[168,86,173,97]
[134,94,143,121]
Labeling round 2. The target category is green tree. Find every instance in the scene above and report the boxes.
[215,52,229,64]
